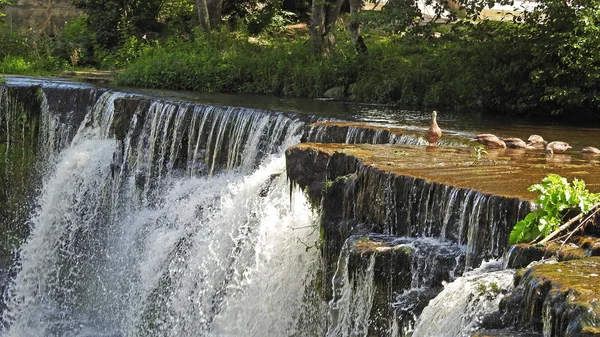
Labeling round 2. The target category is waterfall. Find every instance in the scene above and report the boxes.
[327,241,377,337]
[1,90,324,337]
[411,261,515,337]
[1,81,538,337]
[304,122,467,146]
[326,235,466,337]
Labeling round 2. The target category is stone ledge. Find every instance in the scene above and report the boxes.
[305,121,469,146]
[287,143,600,201]
[498,257,600,336]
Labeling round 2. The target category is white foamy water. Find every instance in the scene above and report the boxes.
[411,261,515,337]
[1,92,325,337]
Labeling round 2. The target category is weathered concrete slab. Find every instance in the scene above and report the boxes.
[289,143,600,201]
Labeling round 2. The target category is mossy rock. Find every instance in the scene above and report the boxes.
[501,257,600,336]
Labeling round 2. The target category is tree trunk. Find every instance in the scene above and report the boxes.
[196,0,211,32]
[207,0,224,28]
[309,0,346,55]
[348,0,367,54]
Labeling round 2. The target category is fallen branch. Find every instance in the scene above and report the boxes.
[561,206,600,245]
[537,201,600,245]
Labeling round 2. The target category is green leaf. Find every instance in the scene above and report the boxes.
[509,174,600,244]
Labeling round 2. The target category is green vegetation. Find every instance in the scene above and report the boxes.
[0,90,42,270]
[0,0,600,119]
[509,174,600,244]
[471,145,488,165]
[475,281,504,297]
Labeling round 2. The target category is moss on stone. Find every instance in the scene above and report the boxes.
[508,257,600,336]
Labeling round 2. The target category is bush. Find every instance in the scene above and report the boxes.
[509,174,600,244]
[116,29,358,97]
[0,22,69,74]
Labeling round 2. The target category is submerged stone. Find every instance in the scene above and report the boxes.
[322,86,345,100]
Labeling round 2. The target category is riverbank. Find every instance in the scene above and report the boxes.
[2,10,600,123]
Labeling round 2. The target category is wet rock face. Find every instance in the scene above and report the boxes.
[331,235,465,335]
[496,257,600,336]
[504,237,600,269]
[285,146,337,204]
[285,142,535,334]
[286,144,531,269]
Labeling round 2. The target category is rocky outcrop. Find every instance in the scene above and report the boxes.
[286,143,532,269]
[493,258,600,336]
[505,236,600,269]
[286,141,600,335]
[286,142,533,334]
[334,235,465,335]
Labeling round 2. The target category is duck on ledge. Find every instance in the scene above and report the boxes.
[471,134,506,149]
[503,137,535,149]
[580,146,600,155]
[545,141,572,154]
[426,110,442,145]
[526,135,548,149]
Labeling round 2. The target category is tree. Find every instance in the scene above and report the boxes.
[195,0,223,32]
[309,0,346,54]
[348,0,368,53]
[71,0,164,48]
[520,0,600,117]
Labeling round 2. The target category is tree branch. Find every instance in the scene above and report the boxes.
[537,201,600,245]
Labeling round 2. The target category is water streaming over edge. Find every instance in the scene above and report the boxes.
[411,261,515,337]
[0,82,547,337]
[1,90,325,337]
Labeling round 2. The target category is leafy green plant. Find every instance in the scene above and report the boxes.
[509,174,600,244]
[471,145,488,164]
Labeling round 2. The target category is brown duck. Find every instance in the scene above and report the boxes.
[426,111,442,145]
[471,134,506,149]
[526,135,547,149]
[580,146,600,155]
[503,137,535,149]
[545,141,572,154]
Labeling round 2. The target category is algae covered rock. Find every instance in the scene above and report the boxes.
[499,257,600,336]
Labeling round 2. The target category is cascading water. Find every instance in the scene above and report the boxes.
[304,122,467,146]
[1,80,542,337]
[326,235,466,337]
[1,90,325,337]
[327,241,376,337]
[411,261,515,337]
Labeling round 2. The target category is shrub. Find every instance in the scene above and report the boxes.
[509,174,600,244]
